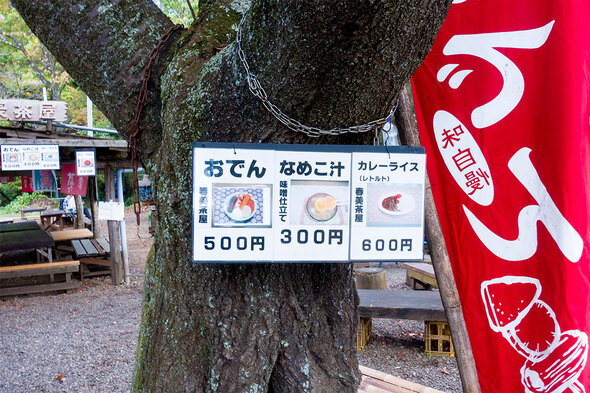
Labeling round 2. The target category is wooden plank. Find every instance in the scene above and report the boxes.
[0,137,128,148]
[71,240,87,257]
[0,281,78,297]
[80,239,99,256]
[0,261,79,272]
[40,209,65,217]
[359,366,445,393]
[0,221,40,233]
[0,261,80,279]
[89,239,104,254]
[96,238,110,254]
[80,257,111,267]
[50,228,93,242]
[402,263,435,278]
[358,290,447,321]
[20,207,46,213]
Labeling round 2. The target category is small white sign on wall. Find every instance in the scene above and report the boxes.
[98,201,125,221]
[76,150,96,176]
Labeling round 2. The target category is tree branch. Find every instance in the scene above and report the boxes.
[10,0,180,158]
[0,32,51,93]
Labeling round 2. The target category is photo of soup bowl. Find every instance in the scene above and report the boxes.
[306,193,338,221]
[224,192,256,222]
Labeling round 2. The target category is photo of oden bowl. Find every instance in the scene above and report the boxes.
[306,193,338,221]
[224,192,256,222]
[378,192,415,216]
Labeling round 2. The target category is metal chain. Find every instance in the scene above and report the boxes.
[127,24,184,225]
[236,11,397,138]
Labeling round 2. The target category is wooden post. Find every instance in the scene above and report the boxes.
[104,167,124,285]
[395,85,481,393]
[87,176,100,238]
[74,195,85,229]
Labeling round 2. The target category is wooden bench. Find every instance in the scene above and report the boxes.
[0,261,80,297]
[71,238,111,279]
[358,289,446,321]
[402,262,438,290]
[358,365,445,393]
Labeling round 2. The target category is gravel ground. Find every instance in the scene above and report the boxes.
[1,211,460,393]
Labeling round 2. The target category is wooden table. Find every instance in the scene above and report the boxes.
[0,221,54,262]
[0,221,40,233]
[19,207,46,221]
[50,228,93,242]
[40,210,65,232]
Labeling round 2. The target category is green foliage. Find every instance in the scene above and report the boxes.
[0,179,20,206]
[0,0,114,131]
[155,0,197,26]
[0,191,50,213]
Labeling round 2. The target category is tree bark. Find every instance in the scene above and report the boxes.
[12,1,452,391]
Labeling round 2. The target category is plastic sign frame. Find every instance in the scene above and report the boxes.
[192,143,426,263]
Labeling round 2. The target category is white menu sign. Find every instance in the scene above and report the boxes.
[192,143,425,263]
[350,152,426,261]
[76,150,96,176]
[0,144,60,170]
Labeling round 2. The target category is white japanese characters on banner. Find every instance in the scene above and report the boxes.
[193,143,426,263]
[75,150,96,176]
[0,144,60,170]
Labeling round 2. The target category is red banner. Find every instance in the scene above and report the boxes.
[21,175,33,192]
[60,164,87,196]
[412,1,589,392]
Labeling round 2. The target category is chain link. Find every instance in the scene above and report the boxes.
[236,11,396,138]
[127,24,184,225]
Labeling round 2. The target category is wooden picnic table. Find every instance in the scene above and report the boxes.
[0,221,40,233]
[20,206,46,221]
[40,209,66,232]
[0,221,54,262]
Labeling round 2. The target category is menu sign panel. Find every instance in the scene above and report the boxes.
[350,152,426,261]
[193,143,425,263]
[274,150,351,261]
[75,150,96,176]
[0,144,60,170]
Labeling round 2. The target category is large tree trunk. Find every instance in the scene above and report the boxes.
[12,0,451,391]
